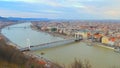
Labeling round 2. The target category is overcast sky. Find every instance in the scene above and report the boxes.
[0,0,120,19]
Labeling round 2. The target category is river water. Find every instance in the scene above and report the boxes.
[2,23,120,68]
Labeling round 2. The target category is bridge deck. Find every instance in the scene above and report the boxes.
[7,26,30,29]
[20,39,76,51]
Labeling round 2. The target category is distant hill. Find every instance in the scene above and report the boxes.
[7,17,49,21]
[0,16,50,22]
[0,16,9,21]
[0,16,19,22]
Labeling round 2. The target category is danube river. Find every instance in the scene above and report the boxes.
[2,23,120,68]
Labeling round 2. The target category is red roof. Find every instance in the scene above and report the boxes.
[38,60,46,65]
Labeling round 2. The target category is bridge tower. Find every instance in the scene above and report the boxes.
[26,38,31,50]
[75,33,83,41]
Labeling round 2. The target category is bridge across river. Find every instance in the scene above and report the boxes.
[7,26,30,29]
[19,29,83,51]
[20,37,82,52]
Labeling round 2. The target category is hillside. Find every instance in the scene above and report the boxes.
[0,36,44,68]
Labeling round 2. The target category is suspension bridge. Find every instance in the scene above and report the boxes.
[20,33,83,52]
[7,26,30,29]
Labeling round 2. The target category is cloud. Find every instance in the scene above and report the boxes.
[1,0,32,3]
[103,8,120,18]
[0,0,102,8]
[34,0,63,7]
[1,0,63,7]
[34,9,63,14]
[43,10,63,13]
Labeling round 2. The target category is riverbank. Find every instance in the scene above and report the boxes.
[91,42,115,50]
[82,39,115,50]
[42,31,73,39]
[31,24,74,40]
[49,32,115,51]
[0,23,21,49]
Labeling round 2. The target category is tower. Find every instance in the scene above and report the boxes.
[26,38,30,50]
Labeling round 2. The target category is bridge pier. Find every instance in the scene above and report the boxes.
[75,33,83,42]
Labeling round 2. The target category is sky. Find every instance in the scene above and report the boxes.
[0,0,120,19]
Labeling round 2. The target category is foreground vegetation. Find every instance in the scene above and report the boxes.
[0,59,24,68]
[70,59,92,68]
[0,36,47,68]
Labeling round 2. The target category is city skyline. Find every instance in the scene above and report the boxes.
[0,0,120,20]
